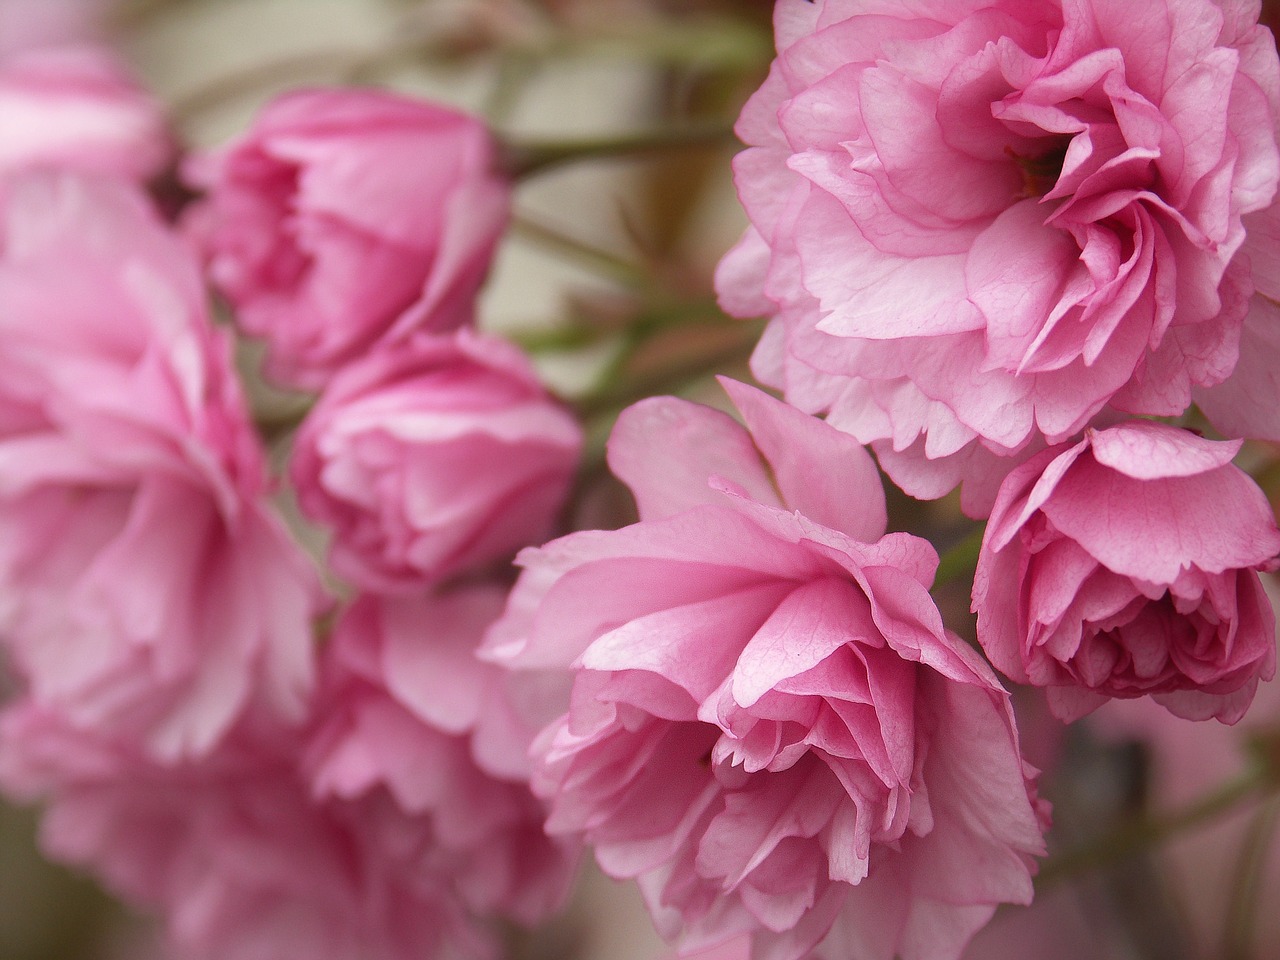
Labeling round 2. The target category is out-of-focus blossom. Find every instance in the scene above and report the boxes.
[665,934,752,960]
[0,46,170,195]
[0,174,325,760]
[305,588,578,926]
[291,330,582,592]
[974,420,1280,723]
[718,0,1280,515]
[0,0,103,60]
[486,381,1047,960]
[185,87,511,390]
[0,703,495,960]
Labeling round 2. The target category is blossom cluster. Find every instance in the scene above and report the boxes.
[0,40,578,960]
[719,0,1280,726]
[0,2,1278,960]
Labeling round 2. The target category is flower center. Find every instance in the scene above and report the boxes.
[1006,142,1070,198]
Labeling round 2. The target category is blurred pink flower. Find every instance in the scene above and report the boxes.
[0,46,170,194]
[665,934,752,960]
[486,381,1047,960]
[719,0,1280,515]
[305,587,579,926]
[0,0,103,59]
[0,174,326,760]
[974,420,1280,723]
[291,330,581,592]
[0,702,495,960]
[185,87,511,389]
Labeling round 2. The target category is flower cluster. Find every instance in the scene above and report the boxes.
[0,61,578,960]
[720,0,1280,724]
[1,3,1278,960]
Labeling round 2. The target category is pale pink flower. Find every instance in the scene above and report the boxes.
[305,588,579,926]
[0,174,326,760]
[291,330,582,592]
[0,703,495,960]
[973,420,1280,723]
[0,46,170,194]
[486,381,1047,960]
[719,0,1280,514]
[185,87,511,389]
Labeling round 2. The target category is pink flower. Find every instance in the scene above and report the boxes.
[305,588,579,926]
[0,46,170,193]
[486,381,1047,960]
[0,703,496,960]
[0,174,326,760]
[185,88,511,389]
[973,420,1280,723]
[291,330,582,592]
[719,0,1280,514]
[1194,201,1280,443]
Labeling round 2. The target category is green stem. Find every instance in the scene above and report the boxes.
[508,297,741,355]
[533,18,772,73]
[574,334,759,422]
[505,325,613,354]
[509,216,649,288]
[932,524,987,588]
[1037,766,1274,889]
[1223,796,1280,960]
[503,124,737,179]
[254,401,314,445]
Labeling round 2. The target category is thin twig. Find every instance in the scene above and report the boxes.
[503,123,737,179]
[510,216,649,288]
